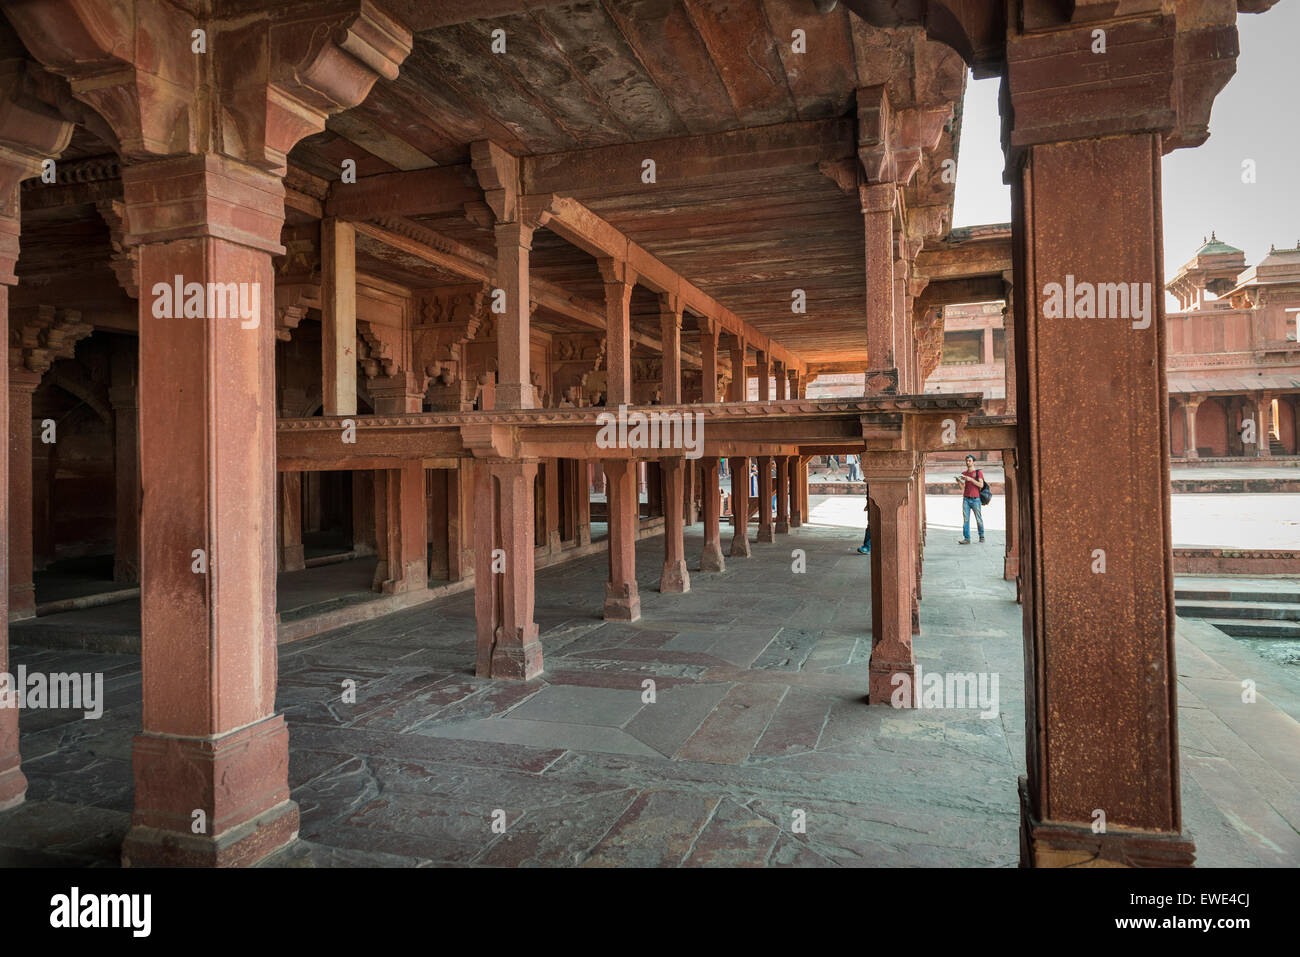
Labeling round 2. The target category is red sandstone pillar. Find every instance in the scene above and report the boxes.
[120,155,297,866]
[1003,448,1020,585]
[800,454,810,523]
[727,336,747,403]
[862,183,897,392]
[908,493,920,635]
[700,320,720,403]
[775,454,790,533]
[1183,396,1201,460]
[1256,392,1274,458]
[600,259,635,407]
[473,459,542,679]
[374,462,426,593]
[1008,24,1197,863]
[321,218,357,416]
[867,461,917,704]
[0,205,24,809]
[494,221,535,410]
[756,350,770,401]
[109,339,141,584]
[603,458,641,620]
[6,368,38,621]
[543,458,561,553]
[1002,285,1016,416]
[576,459,592,546]
[756,455,775,542]
[700,456,725,572]
[729,455,751,557]
[352,469,376,555]
[278,471,306,572]
[684,457,698,526]
[660,458,690,593]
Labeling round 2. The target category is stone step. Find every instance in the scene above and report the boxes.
[1174,577,1300,605]
[1175,587,1300,605]
[1176,599,1300,622]
[1197,617,1300,640]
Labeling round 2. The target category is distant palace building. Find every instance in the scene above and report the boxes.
[811,235,1300,462]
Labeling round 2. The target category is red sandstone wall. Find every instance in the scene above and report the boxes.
[1173,549,1300,575]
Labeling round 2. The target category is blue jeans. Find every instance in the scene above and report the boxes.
[962,496,984,540]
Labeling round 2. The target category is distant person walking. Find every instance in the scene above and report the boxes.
[846,453,861,482]
[955,454,986,544]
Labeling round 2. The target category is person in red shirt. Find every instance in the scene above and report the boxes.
[954,454,986,544]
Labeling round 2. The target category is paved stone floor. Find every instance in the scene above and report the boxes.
[1,506,1297,867]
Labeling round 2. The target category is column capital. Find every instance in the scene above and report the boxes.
[1004,9,1241,157]
[658,292,683,325]
[862,450,919,487]
[493,218,535,251]
[122,154,288,254]
[859,181,896,214]
[5,1,411,172]
[597,257,636,288]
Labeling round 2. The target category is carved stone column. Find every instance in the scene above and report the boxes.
[775,454,790,533]
[700,456,725,573]
[473,458,542,678]
[729,455,751,558]
[865,454,918,705]
[603,458,641,621]
[756,455,775,542]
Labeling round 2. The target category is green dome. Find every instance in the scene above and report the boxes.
[1195,231,1242,257]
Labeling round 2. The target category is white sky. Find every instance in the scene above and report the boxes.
[950,3,1299,283]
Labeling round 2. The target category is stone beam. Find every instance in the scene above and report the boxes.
[350,217,685,359]
[324,164,480,220]
[523,118,855,196]
[915,275,1006,310]
[914,224,1013,282]
[276,395,992,467]
[523,192,804,373]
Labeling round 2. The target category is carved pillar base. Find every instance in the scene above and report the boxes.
[122,715,299,868]
[1018,779,1194,868]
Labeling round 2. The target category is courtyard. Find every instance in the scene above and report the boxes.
[3,507,1295,868]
